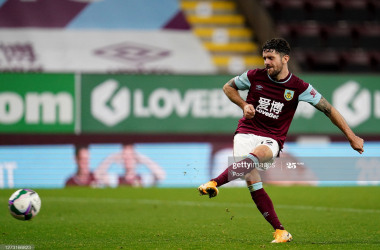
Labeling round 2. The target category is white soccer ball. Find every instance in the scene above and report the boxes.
[8,189,41,221]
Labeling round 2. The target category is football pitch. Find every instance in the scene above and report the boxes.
[1,186,380,249]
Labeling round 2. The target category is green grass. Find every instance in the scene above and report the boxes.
[1,186,380,249]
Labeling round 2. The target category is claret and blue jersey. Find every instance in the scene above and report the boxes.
[234,68,322,149]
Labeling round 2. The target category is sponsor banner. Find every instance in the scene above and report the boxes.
[0,142,378,189]
[1,73,380,134]
[0,30,216,74]
[81,74,244,133]
[82,74,380,134]
[292,75,380,134]
[0,73,75,133]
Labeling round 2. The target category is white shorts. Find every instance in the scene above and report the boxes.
[233,133,279,165]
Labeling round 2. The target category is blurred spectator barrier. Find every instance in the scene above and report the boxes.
[0,142,378,188]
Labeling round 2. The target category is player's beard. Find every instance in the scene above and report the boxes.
[267,64,283,77]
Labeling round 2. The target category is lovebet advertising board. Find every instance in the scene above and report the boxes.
[80,74,242,133]
[0,73,76,133]
[1,73,380,135]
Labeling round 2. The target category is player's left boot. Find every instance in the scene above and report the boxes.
[198,181,218,198]
[271,229,293,243]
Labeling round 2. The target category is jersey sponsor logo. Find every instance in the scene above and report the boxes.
[256,97,284,119]
[310,88,317,98]
[284,89,295,101]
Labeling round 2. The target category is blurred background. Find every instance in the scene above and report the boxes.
[0,0,379,189]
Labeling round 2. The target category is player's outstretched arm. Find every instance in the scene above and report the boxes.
[314,96,364,154]
[223,78,255,119]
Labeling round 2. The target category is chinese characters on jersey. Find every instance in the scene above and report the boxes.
[255,97,284,119]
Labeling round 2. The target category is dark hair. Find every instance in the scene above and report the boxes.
[75,144,88,157]
[262,38,290,56]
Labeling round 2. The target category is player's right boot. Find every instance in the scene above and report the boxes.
[198,181,219,198]
[271,229,293,243]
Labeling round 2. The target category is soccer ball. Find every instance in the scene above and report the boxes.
[8,189,41,220]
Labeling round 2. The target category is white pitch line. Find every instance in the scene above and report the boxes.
[39,197,380,214]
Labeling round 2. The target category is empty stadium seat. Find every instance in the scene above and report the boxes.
[259,0,380,72]
[358,25,380,49]
[181,0,263,73]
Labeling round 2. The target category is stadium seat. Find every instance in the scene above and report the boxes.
[340,50,370,72]
[311,1,339,23]
[212,55,264,72]
[180,0,262,73]
[325,25,355,49]
[358,25,380,50]
[181,1,236,15]
[259,0,380,72]
[204,42,258,53]
[277,23,324,49]
[193,27,252,42]
[311,50,342,72]
[187,15,245,26]
[369,52,380,71]
[278,6,308,23]
[338,0,375,22]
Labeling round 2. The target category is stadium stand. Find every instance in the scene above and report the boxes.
[260,0,380,72]
[0,0,218,74]
[180,0,264,73]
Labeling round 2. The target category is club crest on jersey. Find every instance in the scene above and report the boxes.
[284,89,295,101]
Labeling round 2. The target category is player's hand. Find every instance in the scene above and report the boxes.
[349,136,364,154]
[243,104,255,119]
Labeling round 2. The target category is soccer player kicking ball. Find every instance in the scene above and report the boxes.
[198,38,364,243]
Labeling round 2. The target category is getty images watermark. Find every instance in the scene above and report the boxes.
[0,245,34,250]
[228,156,274,180]
[231,160,274,175]
[225,156,380,183]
